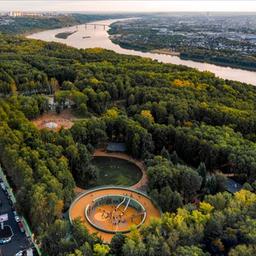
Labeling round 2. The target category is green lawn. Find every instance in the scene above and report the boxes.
[92,156,142,186]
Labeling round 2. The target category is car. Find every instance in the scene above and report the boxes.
[15,249,33,256]
[13,211,21,222]
[0,236,11,244]
[0,182,6,191]
[18,221,25,233]
[15,250,25,256]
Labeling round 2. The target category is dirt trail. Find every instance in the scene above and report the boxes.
[32,109,75,131]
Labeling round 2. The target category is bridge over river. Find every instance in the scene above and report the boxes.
[72,23,109,30]
[27,18,256,86]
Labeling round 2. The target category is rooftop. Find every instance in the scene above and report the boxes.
[225,178,242,193]
[106,142,127,152]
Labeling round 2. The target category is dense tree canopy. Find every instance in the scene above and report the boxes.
[0,34,255,255]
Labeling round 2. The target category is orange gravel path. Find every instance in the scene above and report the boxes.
[32,109,75,131]
[90,204,141,232]
[69,187,161,243]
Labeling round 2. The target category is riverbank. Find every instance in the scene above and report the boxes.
[150,49,180,56]
[180,54,256,72]
[27,18,256,86]
[109,38,256,72]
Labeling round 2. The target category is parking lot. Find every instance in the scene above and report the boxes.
[0,181,31,256]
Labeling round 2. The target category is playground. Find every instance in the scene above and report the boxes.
[32,109,75,131]
[69,187,161,242]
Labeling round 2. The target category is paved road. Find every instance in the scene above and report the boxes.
[0,183,30,256]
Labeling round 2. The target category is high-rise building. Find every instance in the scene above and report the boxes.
[8,11,43,17]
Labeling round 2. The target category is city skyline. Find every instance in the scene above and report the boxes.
[1,1,256,13]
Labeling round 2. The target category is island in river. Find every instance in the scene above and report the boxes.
[27,19,256,86]
[55,30,77,39]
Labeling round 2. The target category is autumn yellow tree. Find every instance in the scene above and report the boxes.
[140,110,154,123]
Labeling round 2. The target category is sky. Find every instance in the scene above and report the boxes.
[1,1,256,13]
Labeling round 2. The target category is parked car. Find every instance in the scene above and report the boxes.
[0,236,11,244]
[0,182,6,191]
[13,211,21,222]
[18,221,25,233]
[15,250,26,256]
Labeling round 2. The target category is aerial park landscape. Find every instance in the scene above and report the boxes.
[32,107,158,242]
[0,1,256,255]
[70,186,161,242]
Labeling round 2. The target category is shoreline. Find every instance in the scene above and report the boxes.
[109,39,256,73]
[27,18,256,86]
[150,49,180,56]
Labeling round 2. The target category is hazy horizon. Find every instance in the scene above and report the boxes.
[1,1,256,13]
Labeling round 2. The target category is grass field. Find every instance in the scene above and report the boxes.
[92,156,142,186]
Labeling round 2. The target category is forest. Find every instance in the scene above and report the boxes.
[0,34,255,255]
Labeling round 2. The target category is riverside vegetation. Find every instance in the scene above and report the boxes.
[109,15,256,71]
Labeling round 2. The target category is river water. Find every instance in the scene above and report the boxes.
[27,19,256,85]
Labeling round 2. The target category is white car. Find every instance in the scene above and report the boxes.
[15,251,24,256]
[0,236,11,244]
[13,211,21,222]
[0,182,6,191]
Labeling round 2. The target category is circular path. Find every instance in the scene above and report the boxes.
[74,149,148,194]
[69,187,161,243]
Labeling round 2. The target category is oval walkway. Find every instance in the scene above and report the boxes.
[75,148,148,194]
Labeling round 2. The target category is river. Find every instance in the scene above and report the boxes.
[27,19,256,85]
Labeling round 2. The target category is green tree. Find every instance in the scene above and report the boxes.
[178,166,202,202]
[229,245,256,256]
[93,244,110,256]
[197,162,207,189]
[110,233,125,256]
[174,245,210,256]
[41,219,70,256]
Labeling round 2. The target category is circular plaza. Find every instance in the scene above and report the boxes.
[69,187,161,242]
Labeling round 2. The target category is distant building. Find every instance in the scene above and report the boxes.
[106,143,127,153]
[47,95,75,111]
[225,178,242,194]
[9,11,22,17]
[8,11,43,17]
[0,12,8,16]
[47,96,56,111]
